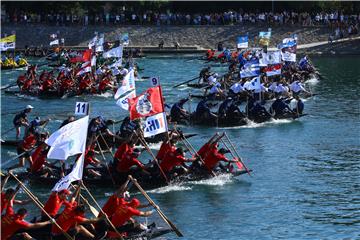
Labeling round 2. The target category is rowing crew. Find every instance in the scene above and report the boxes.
[1,182,157,240]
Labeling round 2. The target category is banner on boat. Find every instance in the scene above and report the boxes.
[128,86,164,120]
[265,63,282,76]
[259,31,271,46]
[259,50,281,66]
[240,59,260,78]
[114,68,136,110]
[237,35,248,49]
[74,102,90,116]
[76,61,92,76]
[279,37,297,62]
[142,112,168,138]
[0,34,16,51]
[46,115,89,160]
[103,46,123,59]
[52,152,85,191]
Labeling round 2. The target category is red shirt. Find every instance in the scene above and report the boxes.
[21,133,37,150]
[203,149,227,170]
[160,150,186,173]
[98,79,111,92]
[156,142,174,160]
[42,192,71,217]
[111,205,141,227]
[84,155,96,168]
[99,195,128,218]
[51,208,86,235]
[1,205,30,240]
[114,143,130,160]
[197,143,210,159]
[1,192,11,214]
[116,153,144,173]
[31,146,46,172]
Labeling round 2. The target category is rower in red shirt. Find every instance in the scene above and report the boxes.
[51,205,104,240]
[30,143,54,177]
[114,141,134,163]
[8,132,39,171]
[1,203,50,240]
[116,149,148,174]
[156,139,177,162]
[107,198,153,239]
[83,149,103,177]
[41,189,72,221]
[1,186,31,214]
[160,147,195,177]
[203,145,236,172]
[98,186,130,218]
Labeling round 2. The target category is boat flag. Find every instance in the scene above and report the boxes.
[46,115,89,160]
[142,112,168,138]
[76,61,92,76]
[237,35,248,49]
[128,86,164,120]
[95,34,104,52]
[279,37,297,62]
[121,33,129,46]
[265,63,282,76]
[103,45,123,59]
[240,59,260,78]
[0,34,16,51]
[259,31,271,46]
[259,50,281,66]
[115,69,136,110]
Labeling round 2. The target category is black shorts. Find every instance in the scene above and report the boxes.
[17,147,30,158]
[51,228,77,240]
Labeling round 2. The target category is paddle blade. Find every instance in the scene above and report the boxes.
[235,159,244,170]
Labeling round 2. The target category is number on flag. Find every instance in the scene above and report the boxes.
[150,77,160,87]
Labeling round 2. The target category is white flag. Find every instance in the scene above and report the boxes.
[142,112,168,138]
[0,42,15,51]
[259,50,281,66]
[247,76,261,91]
[46,115,89,160]
[50,39,59,46]
[76,61,91,76]
[110,59,122,68]
[116,89,136,110]
[52,153,85,191]
[88,36,98,49]
[91,55,96,67]
[114,69,136,100]
[103,46,123,59]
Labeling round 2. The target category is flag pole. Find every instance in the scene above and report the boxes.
[128,175,183,237]
[9,173,75,240]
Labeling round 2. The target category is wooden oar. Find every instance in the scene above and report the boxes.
[173,76,200,88]
[223,133,251,176]
[9,173,74,240]
[135,132,169,183]
[69,184,99,217]
[95,139,117,187]
[128,175,183,237]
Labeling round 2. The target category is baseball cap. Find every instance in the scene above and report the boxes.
[26,105,34,109]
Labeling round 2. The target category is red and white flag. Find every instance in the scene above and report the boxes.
[128,86,164,120]
[265,63,282,76]
[76,61,92,76]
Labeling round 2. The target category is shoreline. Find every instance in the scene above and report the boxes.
[2,24,360,56]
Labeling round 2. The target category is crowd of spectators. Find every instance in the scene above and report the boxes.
[2,9,360,28]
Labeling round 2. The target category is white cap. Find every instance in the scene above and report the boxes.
[26,105,34,109]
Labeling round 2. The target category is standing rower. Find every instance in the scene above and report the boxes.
[12,105,34,139]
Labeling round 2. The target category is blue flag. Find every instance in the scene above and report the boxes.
[240,59,260,78]
[237,35,248,48]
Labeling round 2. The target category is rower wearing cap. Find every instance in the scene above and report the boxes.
[13,105,33,139]
[25,116,50,137]
[116,148,149,183]
[160,147,195,177]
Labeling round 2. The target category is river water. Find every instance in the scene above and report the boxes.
[1,55,359,239]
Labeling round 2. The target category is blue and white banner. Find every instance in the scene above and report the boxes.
[121,33,129,46]
[0,42,15,51]
[103,46,123,59]
[240,59,260,78]
[279,38,297,49]
[237,35,248,48]
[115,68,136,110]
[259,50,281,66]
[281,50,296,62]
[142,112,168,138]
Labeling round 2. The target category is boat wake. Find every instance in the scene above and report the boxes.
[306,77,319,85]
[218,118,293,129]
[147,183,192,194]
[94,92,114,98]
[191,173,233,186]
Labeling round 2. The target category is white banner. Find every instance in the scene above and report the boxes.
[281,51,296,62]
[52,153,85,191]
[50,39,59,46]
[142,112,168,138]
[103,46,123,59]
[116,89,136,110]
[0,42,15,51]
[259,50,281,66]
[114,69,136,100]
[46,115,89,160]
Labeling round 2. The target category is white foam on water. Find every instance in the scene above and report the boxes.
[6,151,18,157]
[147,183,192,194]
[267,118,293,125]
[15,94,36,100]
[191,173,233,186]
[147,142,162,150]
[94,92,113,98]
[305,77,319,85]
